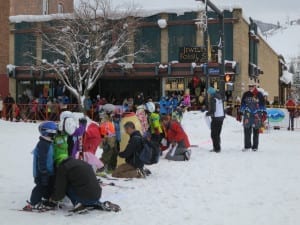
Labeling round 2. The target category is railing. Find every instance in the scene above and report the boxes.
[1,103,95,122]
[1,103,299,130]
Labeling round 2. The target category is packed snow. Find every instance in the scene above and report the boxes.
[0,111,300,225]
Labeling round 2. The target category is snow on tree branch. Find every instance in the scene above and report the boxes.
[29,0,142,109]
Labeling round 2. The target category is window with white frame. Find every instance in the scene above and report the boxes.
[42,0,49,15]
[58,3,64,13]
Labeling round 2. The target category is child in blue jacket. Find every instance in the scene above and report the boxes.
[23,121,58,211]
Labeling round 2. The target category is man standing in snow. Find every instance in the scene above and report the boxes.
[285,97,296,131]
[240,81,266,151]
[206,87,225,153]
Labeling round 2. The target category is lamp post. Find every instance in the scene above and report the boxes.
[195,0,225,99]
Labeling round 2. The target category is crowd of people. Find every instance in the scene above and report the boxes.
[23,97,192,213]
[0,81,296,214]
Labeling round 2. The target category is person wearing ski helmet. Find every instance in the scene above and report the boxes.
[146,102,163,144]
[23,121,58,211]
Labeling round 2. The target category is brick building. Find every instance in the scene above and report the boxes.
[0,0,10,96]
[10,0,74,16]
[6,3,286,107]
[0,0,74,97]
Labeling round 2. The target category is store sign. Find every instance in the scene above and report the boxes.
[36,81,50,85]
[208,68,220,75]
[179,46,218,63]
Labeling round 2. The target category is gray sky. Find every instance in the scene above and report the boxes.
[222,0,300,23]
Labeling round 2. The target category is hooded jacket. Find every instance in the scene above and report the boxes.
[51,158,101,202]
[207,92,225,120]
[165,121,190,148]
[119,130,144,169]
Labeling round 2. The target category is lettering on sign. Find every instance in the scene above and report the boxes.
[179,46,218,63]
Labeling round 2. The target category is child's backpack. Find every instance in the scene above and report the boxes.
[138,138,160,165]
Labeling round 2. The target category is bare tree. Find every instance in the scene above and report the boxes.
[36,0,142,110]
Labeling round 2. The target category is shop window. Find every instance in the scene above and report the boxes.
[42,0,49,15]
[58,3,64,13]
[165,78,185,93]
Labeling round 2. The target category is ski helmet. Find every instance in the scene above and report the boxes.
[39,121,58,138]
[59,111,74,122]
[145,102,155,113]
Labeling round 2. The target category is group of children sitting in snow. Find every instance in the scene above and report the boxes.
[24,102,191,213]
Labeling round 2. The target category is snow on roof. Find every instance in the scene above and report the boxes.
[77,0,239,17]
[10,1,240,23]
[9,13,73,23]
[263,24,300,60]
[280,70,294,85]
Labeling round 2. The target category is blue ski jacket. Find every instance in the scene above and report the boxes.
[33,137,54,178]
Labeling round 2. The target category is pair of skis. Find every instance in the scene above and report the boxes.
[13,201,121,216]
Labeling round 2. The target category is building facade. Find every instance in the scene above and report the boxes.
[0,0,74,97]
[10,0,74,16]
[7,6,284,105]
[0,0,10,96]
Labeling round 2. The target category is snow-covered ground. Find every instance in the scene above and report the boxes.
[1,111,300,225]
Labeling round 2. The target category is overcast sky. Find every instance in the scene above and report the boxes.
[223,0,300,23]
[75,0,300,23]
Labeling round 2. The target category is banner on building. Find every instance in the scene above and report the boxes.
[267,108,300,129]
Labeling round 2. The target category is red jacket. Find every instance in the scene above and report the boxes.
[286,99,296,113]
[166,121,190,148]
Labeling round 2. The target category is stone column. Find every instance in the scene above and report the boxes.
[160,14,169,64]
[232,8,249,99]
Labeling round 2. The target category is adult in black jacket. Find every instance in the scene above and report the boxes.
[51,158,102,206]
[112,122,144,178]
[206,87,225,153]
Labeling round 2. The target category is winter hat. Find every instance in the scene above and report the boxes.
[207,87,216,95]
[248,80,257,86]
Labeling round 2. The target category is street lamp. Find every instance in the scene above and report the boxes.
[195,0,225,99]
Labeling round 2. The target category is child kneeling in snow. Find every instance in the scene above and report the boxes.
[161,115,191,161]
[23,121,58,211]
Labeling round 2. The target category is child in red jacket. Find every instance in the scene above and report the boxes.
[161,115,191,161]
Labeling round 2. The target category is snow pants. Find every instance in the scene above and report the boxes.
[288,113,295,130]
[112,163,141,178]
[244,126,259,149]
[165,141,191,161]
[101,137,118,171]
[30,176,55,205]
[211,118,224,152]
[67,187,101,206]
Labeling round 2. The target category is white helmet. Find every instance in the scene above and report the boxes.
[102,104,116,114]
[60,111,74,121]
[145,102,155,113]
[58,111,77,135]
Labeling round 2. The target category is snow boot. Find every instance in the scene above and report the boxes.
[93,201,121,212]
[71,203,88,214]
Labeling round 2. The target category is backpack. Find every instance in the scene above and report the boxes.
[138,138,160,165]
